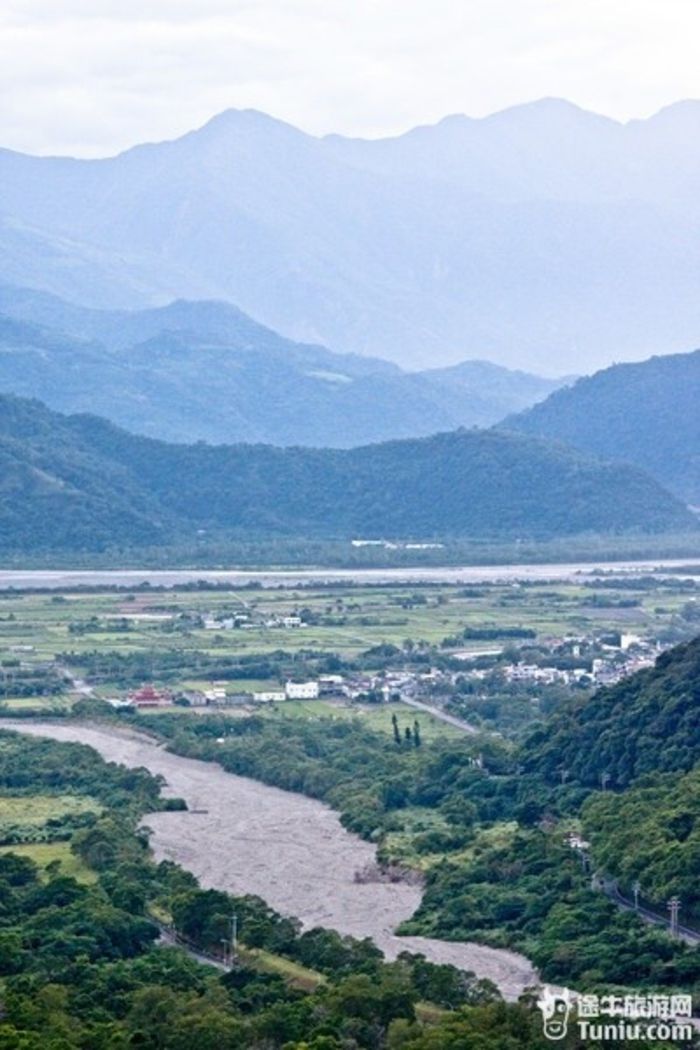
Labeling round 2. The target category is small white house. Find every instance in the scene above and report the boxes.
[203,687,227,704]
[254,690,286,703]
[285,680,320,700]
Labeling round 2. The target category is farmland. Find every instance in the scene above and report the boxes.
[0,571,697,739]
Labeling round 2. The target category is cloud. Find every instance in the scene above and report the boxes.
[2,0,700,155]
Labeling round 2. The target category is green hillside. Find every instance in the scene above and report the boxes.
[0,393,695,554]
[505,350,700,503]
[523,635,700,788]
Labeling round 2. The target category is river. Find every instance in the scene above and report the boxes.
[0,557,698,590]
[5,721,538,1000]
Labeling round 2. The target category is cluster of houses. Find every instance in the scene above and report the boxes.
[452,631,664,689]
[100,628,667,715]
[106,667,413,711]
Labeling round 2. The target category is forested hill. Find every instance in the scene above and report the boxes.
[0,285,564,447]
[0,393,695,553]
[523,635,700,788]
[504,349,700,504]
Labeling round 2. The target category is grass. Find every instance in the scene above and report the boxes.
[237,945,456,1020]
[0,696,72,711]
[0,578,680,670]
[237,946,325,992]
[0,841,97,883]
[0,793,100,827]
[265,699,465,741]
[384,816,518,872]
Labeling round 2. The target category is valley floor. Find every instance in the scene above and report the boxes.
[5,720,538,1001]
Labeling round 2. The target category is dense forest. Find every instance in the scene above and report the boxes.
[0,728,655,1050]
[506,348,700,503]
[522,636,700,787]
[0,391,695,554]
[141,635,700,993]
[1,631,699,1044]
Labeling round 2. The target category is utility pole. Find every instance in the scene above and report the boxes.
[667,896,681,938]
[600,772,610,791]
[220,937,229,967]
[560,768,569,785]
[230,913,238,962]
[632,880,641,911]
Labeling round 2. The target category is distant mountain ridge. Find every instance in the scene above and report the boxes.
[1,99,700,372]
[0,392,693,554]
[504,349,700,504]
[0,285,565,446]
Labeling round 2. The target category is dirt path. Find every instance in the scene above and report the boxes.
[5,721,538,1000]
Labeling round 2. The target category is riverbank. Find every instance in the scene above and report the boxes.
[3,720,538,1000]
[0,555,699,590]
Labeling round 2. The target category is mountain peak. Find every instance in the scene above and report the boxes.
[192,107,312,143]
[483,96,622,128]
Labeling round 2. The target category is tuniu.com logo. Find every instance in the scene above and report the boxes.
[537,987,573,1040]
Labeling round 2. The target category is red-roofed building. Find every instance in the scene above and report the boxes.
[128,684,171,707]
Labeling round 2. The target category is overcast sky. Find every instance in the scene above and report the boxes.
[2,0,700,157]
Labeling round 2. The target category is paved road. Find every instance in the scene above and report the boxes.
[604,882,700,946]
[400,695,479,735]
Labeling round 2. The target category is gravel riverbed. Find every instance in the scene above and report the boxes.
[6,721,539,1000]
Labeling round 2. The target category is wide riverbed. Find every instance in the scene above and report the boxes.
[0,557,698,590]
[7,721,538,1000]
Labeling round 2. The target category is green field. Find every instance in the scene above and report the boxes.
[0,576,697,724]
[0,841,97,883]
[0,578,686,666]
[263,699,464,741]
[0,794,99,826]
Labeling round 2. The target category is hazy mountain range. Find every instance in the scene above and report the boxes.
[0,285,565,446]
[0,392,693,554]
[506,349,700,505]
[2,99,700,373]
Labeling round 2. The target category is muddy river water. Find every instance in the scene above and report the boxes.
[7,721,538,1000]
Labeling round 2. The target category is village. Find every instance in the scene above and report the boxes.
[95,627,666,722]
[1,574,696,738]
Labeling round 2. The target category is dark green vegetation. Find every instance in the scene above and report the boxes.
[0,728,619,1050]
[405,829,699,990]
[506,349,700,503]
[583,767,700,925]
[148,712,509,838]
[1,578,699,1016]
[0,286,564,447]
[0,391,695,554]
[524,635,700,787]
[143,634,700,995]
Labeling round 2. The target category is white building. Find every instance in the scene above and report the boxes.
[254,690,286,703]
[203,687,227,704]
[285,680,320,700]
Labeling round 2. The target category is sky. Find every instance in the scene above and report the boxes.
[2,0,700,157]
